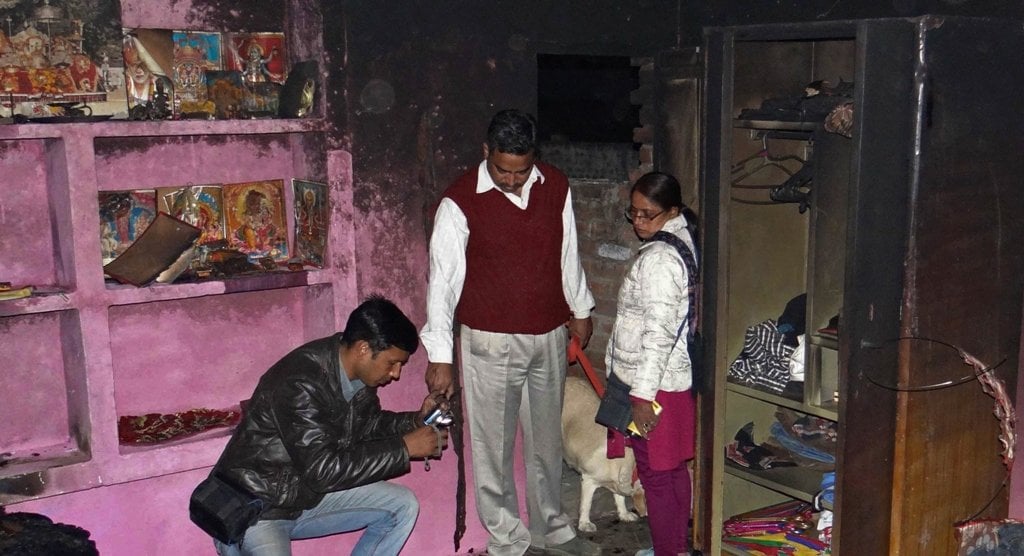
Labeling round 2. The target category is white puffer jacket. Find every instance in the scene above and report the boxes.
[604,215,696,400]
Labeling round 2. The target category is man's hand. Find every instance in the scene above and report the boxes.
[425,362,455,399]
[567,316,593,348]
[418,392,449,422]
[403,425,449,459]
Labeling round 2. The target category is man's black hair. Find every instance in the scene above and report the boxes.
[340,294,419,355]
[486,109,537,155]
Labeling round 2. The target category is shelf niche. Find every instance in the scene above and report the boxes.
[0,310,90,480]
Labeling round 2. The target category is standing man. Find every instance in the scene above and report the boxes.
[421,109,599,556]
[194,295,448,556]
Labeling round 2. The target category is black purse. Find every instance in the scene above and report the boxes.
[594,371,635,436]
[189,473,265,545]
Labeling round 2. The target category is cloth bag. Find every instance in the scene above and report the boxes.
[594,371,635,436]
[189,473,265,545]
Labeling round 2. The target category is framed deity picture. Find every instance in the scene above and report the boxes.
[292,179,329,268]
[156,184,226,245]
[98,190,157,264]
[223,180,289,262]
[1,0,124,117]
[205,70,245,119]
[123,29,174,114]
[172,31,223,116]
[224,32,288,85]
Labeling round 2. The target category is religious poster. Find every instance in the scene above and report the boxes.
[171,30,221,116]
[292,179,328,268]
[122,29,173,115]
[98,189,157,264]
[156,184,225,245]
[205,69,243,119]
[224,32,287,85]
[223,179,288,262]
[0,0,125,118]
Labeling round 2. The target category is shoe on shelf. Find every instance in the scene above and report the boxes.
[545,535,601,556]
[634,549,654,556]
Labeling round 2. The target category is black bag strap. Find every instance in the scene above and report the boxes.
[650,230,699,342]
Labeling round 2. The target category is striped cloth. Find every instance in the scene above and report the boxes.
[728,319,794,394]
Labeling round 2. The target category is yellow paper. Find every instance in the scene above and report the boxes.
[627,400,663,436]
[0,286,32,301]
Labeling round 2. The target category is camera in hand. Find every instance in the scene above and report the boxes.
[423,408,454,427]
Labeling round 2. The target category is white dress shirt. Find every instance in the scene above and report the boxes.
[420,161,594,364]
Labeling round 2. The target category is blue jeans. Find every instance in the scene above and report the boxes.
[214,481,418,556]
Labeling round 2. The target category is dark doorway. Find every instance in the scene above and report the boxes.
[537,54,640,144]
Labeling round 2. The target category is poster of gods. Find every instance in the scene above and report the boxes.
[223,179,289,262]
[0,0,125,117]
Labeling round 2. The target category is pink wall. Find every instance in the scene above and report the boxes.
[9,456,487,555]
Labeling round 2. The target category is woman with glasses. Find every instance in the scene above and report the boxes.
[607,172,698,556]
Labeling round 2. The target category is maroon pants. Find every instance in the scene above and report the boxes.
[632,437,691,556]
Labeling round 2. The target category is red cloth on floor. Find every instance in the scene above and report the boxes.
[118,408,240,444]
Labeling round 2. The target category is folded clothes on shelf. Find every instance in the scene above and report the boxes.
[728,319,794,394]
[725,422,796,470]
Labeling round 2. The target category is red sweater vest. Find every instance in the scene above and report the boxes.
[443,162,571,334]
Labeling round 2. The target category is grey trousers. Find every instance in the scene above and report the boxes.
[459,325,575,556]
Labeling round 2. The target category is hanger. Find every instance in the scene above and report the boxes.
[731,135,805,188]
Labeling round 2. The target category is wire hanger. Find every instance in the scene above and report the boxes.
[730,135,805,188]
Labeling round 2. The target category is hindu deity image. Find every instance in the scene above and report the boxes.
[0,0,123,115]
[224,180,288,261]
[225,33,286,85]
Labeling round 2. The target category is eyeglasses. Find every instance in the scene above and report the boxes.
[624,207,666,223]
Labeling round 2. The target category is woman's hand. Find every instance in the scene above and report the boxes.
[631,399,659,438]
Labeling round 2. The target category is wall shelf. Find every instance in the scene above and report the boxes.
[102,268,334,305]
[726,381,838,422]
[0,290,75,317]
[0,117,327,141]
[0,0,345,508]
[724,460,827,506]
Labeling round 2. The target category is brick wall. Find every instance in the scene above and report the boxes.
[570,178,637,378]
[558,56,659,381]
[567,56,659,380]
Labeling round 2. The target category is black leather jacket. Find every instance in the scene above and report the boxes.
[213,334,420,520]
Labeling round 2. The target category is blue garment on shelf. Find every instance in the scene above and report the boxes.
[769,421,834,464]
[818,471,835,506]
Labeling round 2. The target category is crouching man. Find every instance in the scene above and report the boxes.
[193,295,448,556]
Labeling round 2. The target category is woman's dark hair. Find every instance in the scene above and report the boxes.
[632,171,699,240]
[341,294,419,355]
[487,109,537,155]
[631,171,683,211]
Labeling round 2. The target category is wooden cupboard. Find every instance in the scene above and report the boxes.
[696,16,1024,555]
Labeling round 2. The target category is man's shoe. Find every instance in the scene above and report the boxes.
[634,549,654,556]
[545,536,601,556]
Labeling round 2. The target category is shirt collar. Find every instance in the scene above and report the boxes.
[338,362,366,401]
[475,160,545,195]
